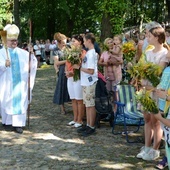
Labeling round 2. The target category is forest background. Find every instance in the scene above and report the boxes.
[0,0,170,43]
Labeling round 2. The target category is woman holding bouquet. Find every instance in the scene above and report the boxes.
[53,32,70,114]
[136,22,169,161]
[65,35,86,128]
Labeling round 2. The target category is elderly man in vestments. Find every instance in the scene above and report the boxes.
[0,24,37,133]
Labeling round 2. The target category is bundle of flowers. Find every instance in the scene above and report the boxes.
[62,47,70,61]
[66,45,81,81]
[122,41,136,62]
[136,89,159,114]
[127,60,163,114]
[127,60,162,88]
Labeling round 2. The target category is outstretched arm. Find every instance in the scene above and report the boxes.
[154,113,170,127]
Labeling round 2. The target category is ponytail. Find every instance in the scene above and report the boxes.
[163,42,170,50]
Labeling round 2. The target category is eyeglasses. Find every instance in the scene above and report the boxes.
[9,40,18,43]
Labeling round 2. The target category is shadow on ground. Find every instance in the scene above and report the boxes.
[0,66,167,170]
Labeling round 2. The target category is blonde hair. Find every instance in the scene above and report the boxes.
[54,32,66,42]
[113,34,123,43]
[103,38,113,51]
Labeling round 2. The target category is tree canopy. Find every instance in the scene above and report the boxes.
[0,0,169,42]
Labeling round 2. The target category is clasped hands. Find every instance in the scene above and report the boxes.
[107,57,114,65]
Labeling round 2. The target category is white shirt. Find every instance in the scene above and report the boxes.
[49,44,56,50]
[81,49,98,86]
[34,44,42,55]
[146,48,168,64]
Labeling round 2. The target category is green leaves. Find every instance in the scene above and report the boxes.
[136,89,159,114]
[128,60,162,87]
[0,0,167,41]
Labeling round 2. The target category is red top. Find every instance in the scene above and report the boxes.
[66,49,86,77]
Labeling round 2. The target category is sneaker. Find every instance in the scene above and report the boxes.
[77,125,88,133]
[142,148,160,161]
[155,156,168,170]
[81,127,96,137]
[136,146,146,159]
[68,121,75,126]
[74,123,82,128]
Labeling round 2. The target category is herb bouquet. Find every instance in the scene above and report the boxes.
[127,60,163,114]
[136,88,159,114]
[66,46,81,81]
[122,41,136,62]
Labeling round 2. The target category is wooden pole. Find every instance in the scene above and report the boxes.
[27,19,32,128]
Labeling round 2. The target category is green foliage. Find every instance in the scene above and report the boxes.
[136,89,159,114]
[100,0,127,34]
[0,0,13,28]
[0,0,168,42]
[127,60,162,88]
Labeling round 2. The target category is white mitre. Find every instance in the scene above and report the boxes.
[3,24,20,40]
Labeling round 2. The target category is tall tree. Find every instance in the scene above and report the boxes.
[13,0,20,27]
[1,0,168,42]
[166,0,170,20]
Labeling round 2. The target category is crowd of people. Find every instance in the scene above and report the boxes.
[0,21,170,169]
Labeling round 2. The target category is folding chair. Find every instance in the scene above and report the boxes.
[112,85,144,143]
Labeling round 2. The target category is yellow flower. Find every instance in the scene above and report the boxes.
[122,42,136,62]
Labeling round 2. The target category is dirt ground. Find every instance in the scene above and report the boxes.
[0,66,168,170]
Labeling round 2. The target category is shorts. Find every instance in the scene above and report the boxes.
[67,77,83,100]
[82,82,97,107]
[45,51,50,56]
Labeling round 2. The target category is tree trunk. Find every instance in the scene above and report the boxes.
[46,0,55,40]
[155,0,159,21]
[13,0,20,27]
[100,13,112,42]
[13,0,21,43]
[166,0,170,20]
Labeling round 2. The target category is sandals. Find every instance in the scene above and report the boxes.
[156,156,168,170]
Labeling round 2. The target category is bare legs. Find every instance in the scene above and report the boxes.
[86,106,96,127]
[36,56,41,68]
[144,113,154,147]
[71,99,84,123]
[60,104,66,114]
[143,113,163,150]
[151,114,163,150]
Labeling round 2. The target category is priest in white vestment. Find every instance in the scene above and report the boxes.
[0,24,37,133]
